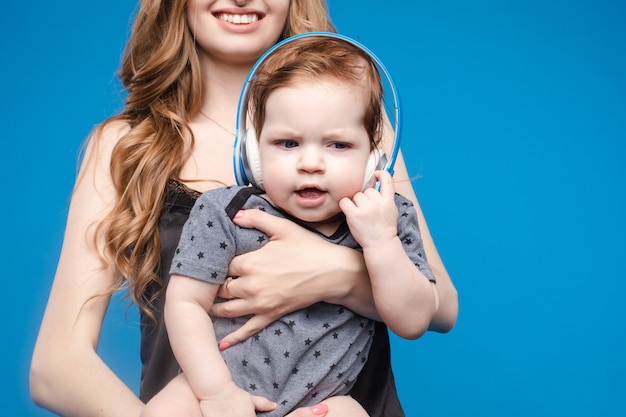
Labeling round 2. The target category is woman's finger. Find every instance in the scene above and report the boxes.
[211,298,254,318]
[217,277,237,299]
[218,314,277,349]
[232,208,296,236]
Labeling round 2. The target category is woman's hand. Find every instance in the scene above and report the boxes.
[211,209,378,348]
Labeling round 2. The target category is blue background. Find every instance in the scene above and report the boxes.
[3,1,624,415]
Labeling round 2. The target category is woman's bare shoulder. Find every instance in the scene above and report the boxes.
[88,119,131,153]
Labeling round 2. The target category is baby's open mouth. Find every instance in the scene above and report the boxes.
[296,188,325,198]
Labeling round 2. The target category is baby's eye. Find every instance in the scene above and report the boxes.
[276,140,298,149]
[330,142,351,149]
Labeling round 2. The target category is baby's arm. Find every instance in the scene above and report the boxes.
[339,171,438,340]
[165,274,276,416]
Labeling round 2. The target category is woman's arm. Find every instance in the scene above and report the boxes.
[211,153,458,346]
[212,154,457,342]
[212,153,457,346]
[30,123,144,417]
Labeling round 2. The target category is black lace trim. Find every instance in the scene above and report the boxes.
[164,178,201,210]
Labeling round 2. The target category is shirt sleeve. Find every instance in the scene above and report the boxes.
[169,190,237,285]
[394,194,436,283]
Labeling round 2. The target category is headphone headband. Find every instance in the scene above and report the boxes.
[233,31,402,187]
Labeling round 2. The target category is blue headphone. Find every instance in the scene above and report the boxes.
[233,32,402,191]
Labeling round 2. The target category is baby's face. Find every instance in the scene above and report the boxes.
[258,78,371,227]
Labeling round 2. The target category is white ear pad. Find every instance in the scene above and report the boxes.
[243,126,264,190]
[362,147,388,190]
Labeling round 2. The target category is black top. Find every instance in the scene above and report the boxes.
[138,179,405,417]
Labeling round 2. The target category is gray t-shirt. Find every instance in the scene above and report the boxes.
[170,186,434,416]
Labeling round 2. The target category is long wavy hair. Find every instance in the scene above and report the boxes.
[90,0,336,321]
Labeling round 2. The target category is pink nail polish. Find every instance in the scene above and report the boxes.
[234,210,243,219]
[310,404,328,415]
[219,341,231,350]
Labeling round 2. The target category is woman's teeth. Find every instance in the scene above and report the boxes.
[216,13,259,24]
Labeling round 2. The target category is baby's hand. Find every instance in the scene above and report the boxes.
[339,170,398,249]
[199,381,276,417]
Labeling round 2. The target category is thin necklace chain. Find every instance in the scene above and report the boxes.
[198,110,236,137]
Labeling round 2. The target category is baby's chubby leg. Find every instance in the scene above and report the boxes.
[140,373,202,417]
[323,395,369,417]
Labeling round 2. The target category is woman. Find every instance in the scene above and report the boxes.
[30,1,458,417]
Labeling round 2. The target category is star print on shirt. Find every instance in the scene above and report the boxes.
[197,252,204,259]
[172,188,384,410]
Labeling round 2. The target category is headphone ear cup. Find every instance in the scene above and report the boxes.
[362,148,388,190]
[243,126,264,190]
